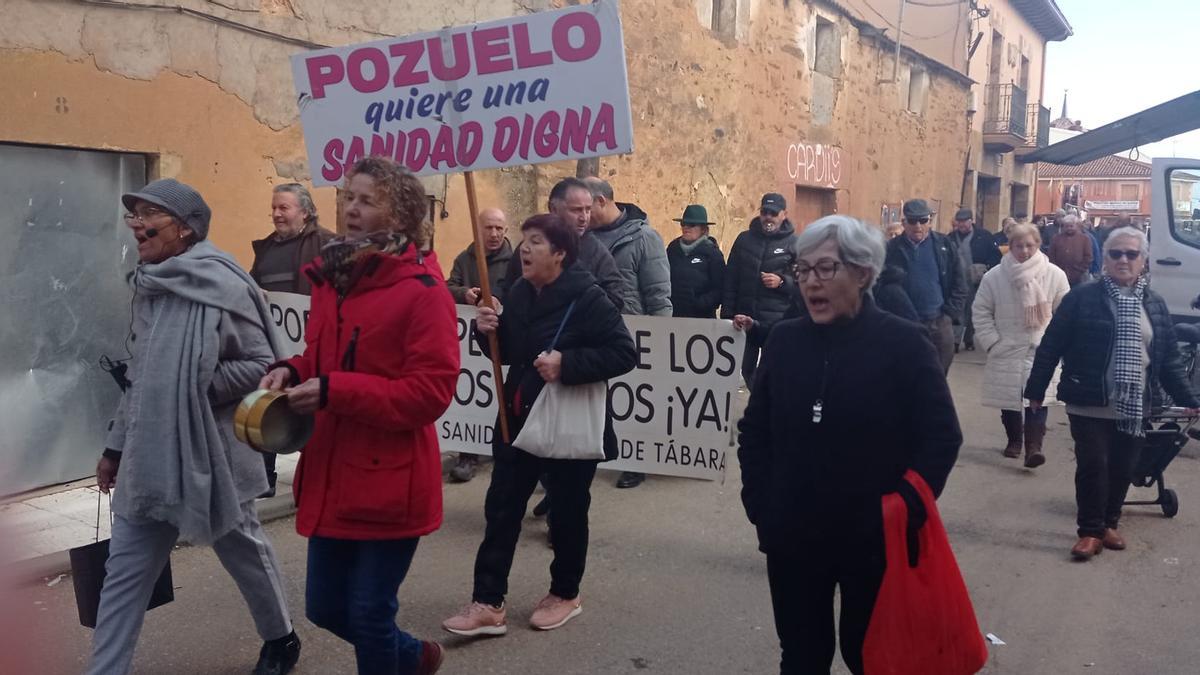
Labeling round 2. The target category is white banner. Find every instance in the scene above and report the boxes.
[265,294,744,481]
[289,1,634,186]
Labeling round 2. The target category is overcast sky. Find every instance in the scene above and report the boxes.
[1042,0,1200,160]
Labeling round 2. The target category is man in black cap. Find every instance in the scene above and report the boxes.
[884,198,967,373]
[722,193,798,386]
[89,178,301,675]
[949,208,1000,351]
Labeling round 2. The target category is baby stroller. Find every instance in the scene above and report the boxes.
[1124,323,1200,518]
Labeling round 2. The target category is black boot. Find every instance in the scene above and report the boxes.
[616,471,645,488]
[1024,415,1046,468]
[1001,410,1023,458]
[253,631,300,675]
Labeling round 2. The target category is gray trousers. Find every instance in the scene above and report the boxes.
[86,500,292,675]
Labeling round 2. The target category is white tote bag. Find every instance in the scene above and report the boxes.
[512,300,607,460]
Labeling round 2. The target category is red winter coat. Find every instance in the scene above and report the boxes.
[284,247,459,540]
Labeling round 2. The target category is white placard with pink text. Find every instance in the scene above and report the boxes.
[290,1,634,186]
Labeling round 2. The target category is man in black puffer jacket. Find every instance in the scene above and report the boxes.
[667,204,726,318]
[721,193,798,385]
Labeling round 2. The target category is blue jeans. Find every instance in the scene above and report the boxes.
[306,536,422,675]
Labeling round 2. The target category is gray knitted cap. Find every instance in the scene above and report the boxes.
[122,178,212,240]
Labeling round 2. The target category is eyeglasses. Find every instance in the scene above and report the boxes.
[795,260,842,282]
[123,207,171,225]
[906,217,930,225]
[1107,249,1141,261]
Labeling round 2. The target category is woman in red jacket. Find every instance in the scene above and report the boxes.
[260,157,459,675]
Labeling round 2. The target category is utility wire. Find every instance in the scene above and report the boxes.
[73,0,330,50]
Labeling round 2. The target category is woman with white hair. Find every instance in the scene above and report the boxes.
[1026,227,1199,561]
[972,223,1070,467]
[738,215,963,674]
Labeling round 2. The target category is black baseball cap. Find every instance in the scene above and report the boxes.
[760,193,786,213]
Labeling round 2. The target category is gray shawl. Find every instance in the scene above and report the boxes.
[112,241,281,544]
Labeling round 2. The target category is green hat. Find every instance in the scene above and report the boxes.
[673,204,715,226]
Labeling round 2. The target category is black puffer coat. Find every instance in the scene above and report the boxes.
[738,298,962,555]
[720,218,798,327]
[667,235,726,318]
[478,264,638,462]
[1024,280,1199,408]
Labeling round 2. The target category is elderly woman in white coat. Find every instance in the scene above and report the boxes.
[973,223,1070,468]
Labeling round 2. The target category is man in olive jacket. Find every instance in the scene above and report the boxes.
[447,208,513,306]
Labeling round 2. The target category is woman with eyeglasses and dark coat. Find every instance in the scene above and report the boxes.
[1026,226,1200,561]
[739,215,962,675]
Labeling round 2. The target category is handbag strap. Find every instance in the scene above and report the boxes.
[545,300,577,353]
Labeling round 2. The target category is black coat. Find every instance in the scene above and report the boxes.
[1024,281,1199,408]
[737,299,962,555]
[873,266,920,322]
[951,226,1002,268]
[720,218,798,326]
[884,232,969,324]
[667,235,726,318]
[497,232,625,312]
[479,264,637,462]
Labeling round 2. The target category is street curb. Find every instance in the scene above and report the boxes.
[9,492,297,586]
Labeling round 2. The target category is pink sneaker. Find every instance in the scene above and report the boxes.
[442,602,507,636]
[529,594,582,631]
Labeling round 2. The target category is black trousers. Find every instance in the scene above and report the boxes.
[765,511,886,675]
[1068,415,1143,539]
[472,450,598,606]
[742,329,764,386]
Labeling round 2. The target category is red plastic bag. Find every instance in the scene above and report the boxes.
[862,470,987,675]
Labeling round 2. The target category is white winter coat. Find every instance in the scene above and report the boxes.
[972,258,1071,410]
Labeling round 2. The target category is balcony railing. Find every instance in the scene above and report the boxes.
[1025,103,1051,148]
[984,83,1028,138]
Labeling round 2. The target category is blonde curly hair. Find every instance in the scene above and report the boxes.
[344,157,432,250]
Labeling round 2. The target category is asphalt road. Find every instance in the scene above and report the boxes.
[7,350,1200,674]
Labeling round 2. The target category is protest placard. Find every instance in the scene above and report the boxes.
[290,1,634,186]
[265,293,744,481]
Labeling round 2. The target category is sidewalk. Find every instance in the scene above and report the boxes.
[2,454,301,582]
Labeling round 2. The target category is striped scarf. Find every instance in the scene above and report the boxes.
[1104,274,1148,437]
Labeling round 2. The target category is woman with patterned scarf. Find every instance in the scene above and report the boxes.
[260,157,459,673]
[1025,227,1199,561]
[973,223,1070,468]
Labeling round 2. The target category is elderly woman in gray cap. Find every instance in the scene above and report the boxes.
[89,179,300,675]
[739,215,962,674]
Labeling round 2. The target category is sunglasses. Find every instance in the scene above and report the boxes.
[906,217,930,225]
[760,208,780,217]
[1107,249,1141,261]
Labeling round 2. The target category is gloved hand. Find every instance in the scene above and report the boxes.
[892,478,928,568]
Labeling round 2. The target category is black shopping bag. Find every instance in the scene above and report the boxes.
[69,493,174,628]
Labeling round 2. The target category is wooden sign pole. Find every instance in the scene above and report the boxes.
[463,171,511,444]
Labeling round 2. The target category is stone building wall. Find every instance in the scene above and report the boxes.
[1,0,971,267]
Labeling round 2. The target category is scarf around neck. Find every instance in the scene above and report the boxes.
[320,230,412,295]
[117,241,282,544]
[1103,274,1148,437]
[679,236,708,256]
[1001,250,1052,329]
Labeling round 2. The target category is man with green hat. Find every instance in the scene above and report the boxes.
[667,205,726,318]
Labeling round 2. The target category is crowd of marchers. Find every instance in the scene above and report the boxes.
[86,155,1197,675]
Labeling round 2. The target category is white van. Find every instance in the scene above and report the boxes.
[1150,157,1200,322]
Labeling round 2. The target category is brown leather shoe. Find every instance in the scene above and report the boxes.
[1071,536,1104,561]
[1102,528,1127,551]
